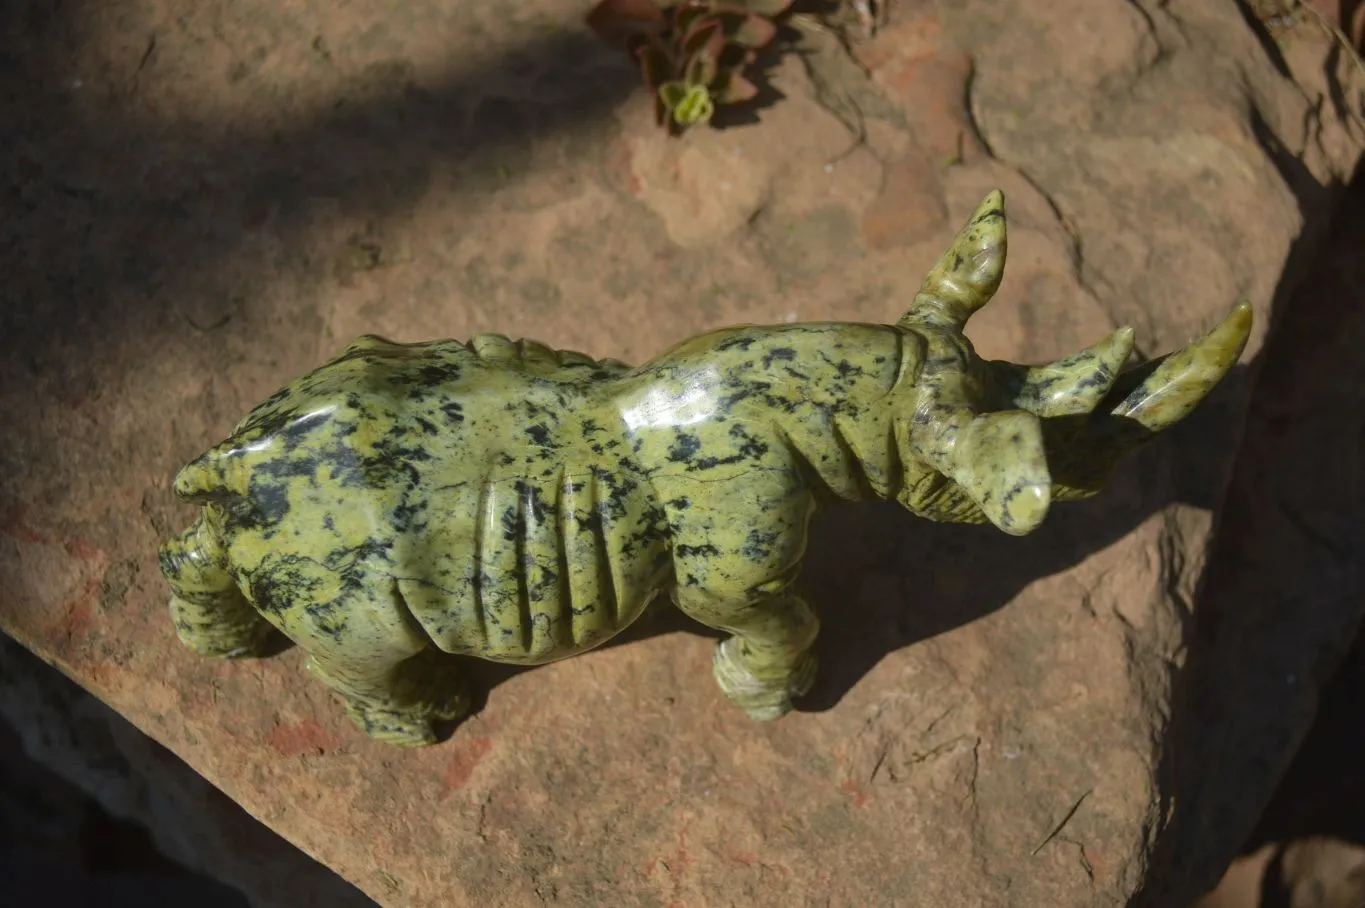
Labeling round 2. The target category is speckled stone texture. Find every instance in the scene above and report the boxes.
[0,0,1362,905]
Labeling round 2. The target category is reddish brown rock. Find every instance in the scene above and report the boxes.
[860,147,948,250]
[857,2,987,165]
[0,0,1361,906]
[0,635,369,907]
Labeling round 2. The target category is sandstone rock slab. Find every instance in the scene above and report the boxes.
[0,0,1361,905]
[0,635,369,907]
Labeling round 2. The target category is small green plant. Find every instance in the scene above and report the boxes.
[587,0,793,134]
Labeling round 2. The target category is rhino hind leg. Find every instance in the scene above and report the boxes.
[158,516,276,658]
[286,585,472,747]
[307,649,472,748]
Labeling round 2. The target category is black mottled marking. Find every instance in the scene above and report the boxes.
[245,555,328,616]
[526,423,558,450]
[741,529,779,562]
[1074,366,1113,394]
[527,563,560,607]
[714,334,757,352]
[719,387,756,409]
[391,498,428,534]
[251,385,292,415]
[589,466,638,521]
[728,423,769,458]
[687,423,770,472]
[758,387,801,415]
[676,543,721,558]
[253,454,320,483]
[634,502,670,544]
[233,476,294,532]
[514,480,551,524]
[762,347,797,368]
[440,400,465,423]
[575,508,604,538]
[326,538,395,571]
[362,435,431,489]
[668,433,703,464]
[276,409,333,450]
[417,362,463,386]
[815,350,865,380]
[669,496,692,510]
[333,540,394,594]
[301,601,348,644]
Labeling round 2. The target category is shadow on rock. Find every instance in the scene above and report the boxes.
[0,0,641,385]
[1133,157,1365,905]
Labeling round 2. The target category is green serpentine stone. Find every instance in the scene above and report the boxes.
[158,190,1254,747]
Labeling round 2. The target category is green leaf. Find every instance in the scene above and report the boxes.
[671,83,716,126]
[658,80,691,112]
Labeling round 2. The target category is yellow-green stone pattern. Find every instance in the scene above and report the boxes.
[158,190,1254,747]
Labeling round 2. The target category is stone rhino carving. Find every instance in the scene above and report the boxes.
[159,191,1252,746]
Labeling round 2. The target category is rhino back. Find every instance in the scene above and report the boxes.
[178,334,669,664]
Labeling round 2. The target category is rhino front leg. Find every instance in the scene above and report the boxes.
[675,581,820,722]
[158,516,275,658]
